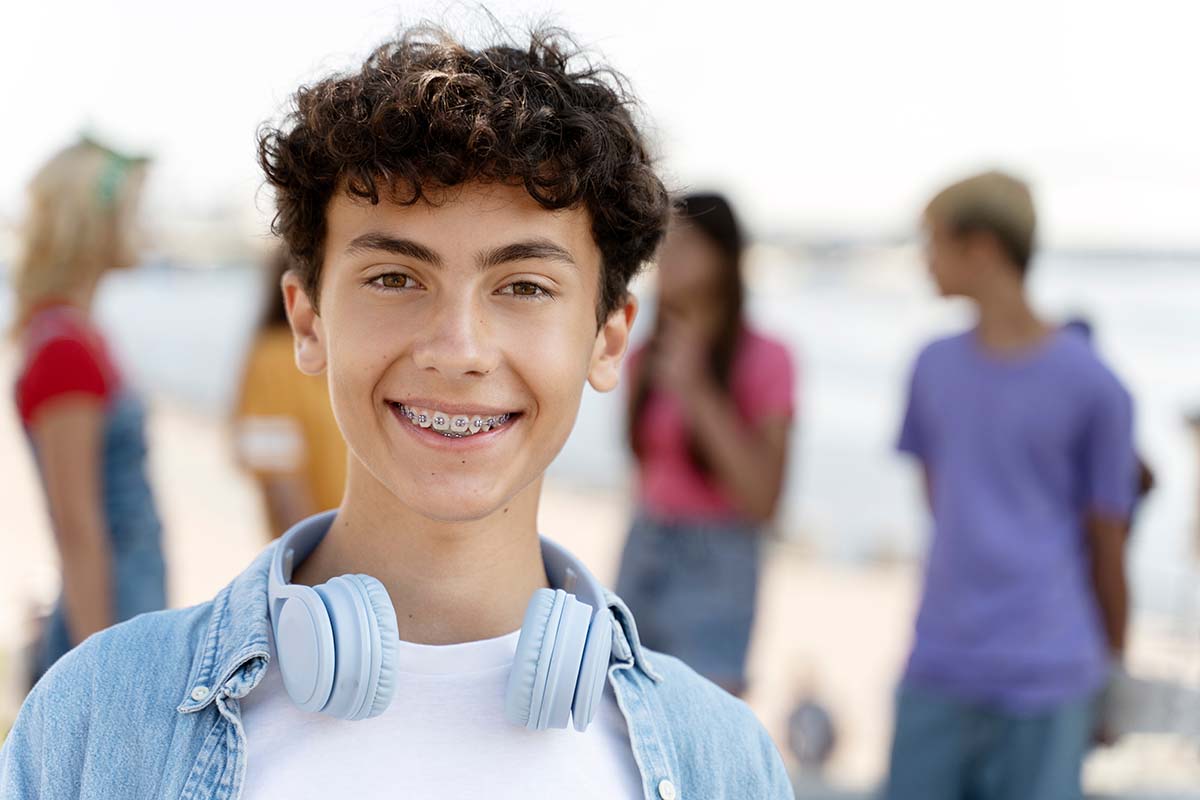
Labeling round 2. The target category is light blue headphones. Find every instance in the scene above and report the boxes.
[267,511,613,731]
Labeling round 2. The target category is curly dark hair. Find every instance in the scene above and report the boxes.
[257,24,670,325]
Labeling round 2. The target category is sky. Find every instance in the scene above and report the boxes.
[1,0,1198,249]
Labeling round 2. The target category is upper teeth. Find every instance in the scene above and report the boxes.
[396,404,511,437]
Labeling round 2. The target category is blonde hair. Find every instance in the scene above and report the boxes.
[925,170,1036,272]
[11,137,148,335]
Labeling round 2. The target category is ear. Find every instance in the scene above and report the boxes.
[961,227,1001,263]
[587,294,638,393]
[281,270,327,376]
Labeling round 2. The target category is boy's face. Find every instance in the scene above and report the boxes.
[922,217,975,298]
[284,181,635,522]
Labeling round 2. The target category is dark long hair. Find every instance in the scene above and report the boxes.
[628,192,745,477]
[259,246,293,331]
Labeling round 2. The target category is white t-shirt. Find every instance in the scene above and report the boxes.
[240,628,644,799]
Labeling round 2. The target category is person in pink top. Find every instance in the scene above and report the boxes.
[616,192,796,696]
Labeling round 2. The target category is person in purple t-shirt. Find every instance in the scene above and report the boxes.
[884,171,1136,800]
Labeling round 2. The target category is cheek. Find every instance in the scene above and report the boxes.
[501,316,595,432]
[929,251,951,280]
[322,312,397,421]
[509,322,594,398]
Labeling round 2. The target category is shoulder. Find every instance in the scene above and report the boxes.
[733,329,797,414]
[22,308,109,364]
[65,602,212,684]
[738,328,794,373]
[1050,331,1131,404]
[647,650,778,747]
[32,602,211,716]
[906,331,972,383]
[915,331,971,364]
[16,311,117,424]
[2,604,214,785]
[640,650,792,795]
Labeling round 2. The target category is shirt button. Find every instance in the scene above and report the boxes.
[190,686,210,701]
[657,779,677,800]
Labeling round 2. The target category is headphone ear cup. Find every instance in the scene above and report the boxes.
[541,595,590,730]
[572,606,613,732]
[314,576,375,719]
[274,588,336,713]
[505,588,565,729]
[349,574,399,719]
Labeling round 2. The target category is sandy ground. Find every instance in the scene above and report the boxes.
[2,348,1199,794]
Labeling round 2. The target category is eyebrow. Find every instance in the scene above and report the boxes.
[345,233,442,266]
[344,232,576,271]
[478,238,577,270]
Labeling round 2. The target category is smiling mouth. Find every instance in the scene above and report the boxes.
[389,402,521,438]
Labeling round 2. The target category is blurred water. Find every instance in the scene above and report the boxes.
[1,251,1197,616]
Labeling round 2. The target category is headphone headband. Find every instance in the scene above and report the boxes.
[267,511,613,730]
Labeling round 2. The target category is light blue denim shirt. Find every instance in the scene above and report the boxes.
[1,539,793,799]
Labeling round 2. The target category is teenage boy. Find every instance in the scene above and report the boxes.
[0,26,793,799]
[884,171,1136,800]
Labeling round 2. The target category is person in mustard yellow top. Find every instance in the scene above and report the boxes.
[234,249,347,538]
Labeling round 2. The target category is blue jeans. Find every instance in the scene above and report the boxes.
[884,683,1096,800]
[31,391,166,684]
[615,511,760,689]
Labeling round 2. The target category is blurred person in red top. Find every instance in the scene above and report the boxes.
[617,192,796,696]
[10,136,167,686]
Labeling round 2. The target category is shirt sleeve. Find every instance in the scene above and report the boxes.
[897,351,927,459]
[1082,376,1136,520]
[739,339,796,422]
[17,337,111,425]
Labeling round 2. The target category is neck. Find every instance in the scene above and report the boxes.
[971,273,1050,352]
[292,463,550,646]
[55,277,102,315]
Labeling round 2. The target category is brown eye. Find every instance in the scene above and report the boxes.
[378,273,409,289]
[512,282,539,296]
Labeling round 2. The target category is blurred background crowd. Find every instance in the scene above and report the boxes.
[2,1,1199,797]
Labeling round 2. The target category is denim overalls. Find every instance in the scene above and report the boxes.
[18,308,167,682]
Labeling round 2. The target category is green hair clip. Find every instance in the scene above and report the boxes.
[80,133,150,208]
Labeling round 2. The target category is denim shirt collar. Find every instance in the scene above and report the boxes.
[175,540,661,715]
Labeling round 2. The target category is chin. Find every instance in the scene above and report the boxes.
[393,478,518,523]
[420,500,507,523]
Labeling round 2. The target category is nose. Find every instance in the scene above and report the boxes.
[410,291,500,378]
